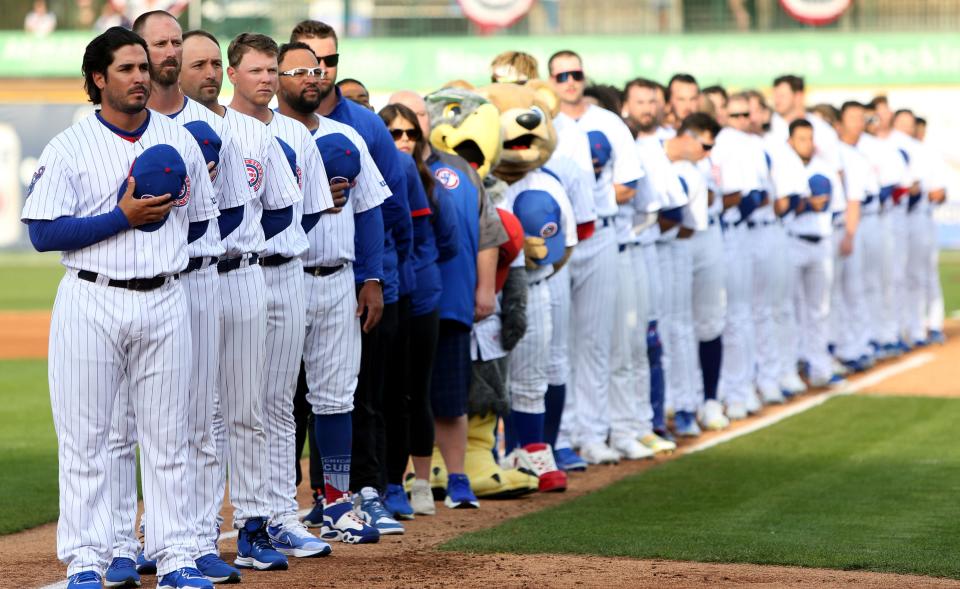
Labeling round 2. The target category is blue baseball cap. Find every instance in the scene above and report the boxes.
[275,137,300,186]
[808,173,832,197]
[183,120,222,171]
[117,143,188,232]
[513,189,565,266]
[587,130,612,179]
[315,132,362,185]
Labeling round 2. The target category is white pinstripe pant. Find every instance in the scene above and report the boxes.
[509,280,553,414]
[545,264,571,388]
[52,273,195,577]
[718,225,756,407]
[110,266,221,561]
[609,245,649,442]
[262,259,307,523]
[751,224,783,393]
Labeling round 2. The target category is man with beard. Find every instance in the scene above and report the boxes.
[621,77,683,453]
[23,26,218,589]
[274,40,398,540]
[106,11,265,584]
[289,19,422,521]
[226,32,340,564]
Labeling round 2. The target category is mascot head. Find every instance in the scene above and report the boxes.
[477,81,559,185]
[425,86,502,179]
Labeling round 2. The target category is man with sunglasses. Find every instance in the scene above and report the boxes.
[290,20,424,530]
[548,50,642,465]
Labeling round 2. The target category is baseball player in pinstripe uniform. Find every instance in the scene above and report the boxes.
[103,14,267,585]
[224,33,338,562]
[23,27,219,589]
[548,50,642,466]
[275,41,391,543]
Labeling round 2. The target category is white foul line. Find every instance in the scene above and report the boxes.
[36,351,936,589]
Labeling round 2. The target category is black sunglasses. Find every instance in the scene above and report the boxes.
[553,70,585,83]
[701,142,714,151]
[317,53,339,67]
[390,128,422,141]
[728,112,750,118]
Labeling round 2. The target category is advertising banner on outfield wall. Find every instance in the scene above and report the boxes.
[3,31,960,89]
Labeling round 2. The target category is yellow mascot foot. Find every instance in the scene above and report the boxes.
[465,413,538,498]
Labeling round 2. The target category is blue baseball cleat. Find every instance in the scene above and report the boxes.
[929,330,946,345]
[358,488,405,534]
[195,553,241,583]
[105,556,140,588]
[158,567,214,589]
[234,517,288,571]
[553,447,588,472]
[383,484,415,521]
[268,518,333,557]
[444,474,480,509]
[68,571,103,589]
[673,411,701,438]
[320,496,381,544]
[135,553,157,575]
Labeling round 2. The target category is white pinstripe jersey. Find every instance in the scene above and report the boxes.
[302,114,391,268]
[575,104,644,219]
[222,107,302,257]
[548,112,597,225]
[168,97,252,259]
[266,111,335,258]
[504,169,577,285]
[635,135,686,245]
[21,110,218,279]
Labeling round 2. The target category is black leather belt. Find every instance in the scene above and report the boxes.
[218,253,259,274]
[598,216,615,228]
[261,254,293,267]
[791,234,822,244]
[185,256,218,273]
[77,270,176,292]
[304,263,345,277]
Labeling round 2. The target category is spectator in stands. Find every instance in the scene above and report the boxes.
[24,0,56,36]
[94,0,132,32]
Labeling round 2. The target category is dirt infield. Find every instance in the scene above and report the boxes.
[2,323,959,588]
[0,311,50,360]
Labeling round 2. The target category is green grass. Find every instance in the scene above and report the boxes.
[0,359,59,534]
[445,396,960,579]
[0,251,63,310]
[940,250,960,316]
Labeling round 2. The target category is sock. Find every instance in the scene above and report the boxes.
[512,410,545,447]
[647,321,666,431]
[698,336,722,401]
[543,384,566,448]
[502,411,517,454]
[313,412,352,503]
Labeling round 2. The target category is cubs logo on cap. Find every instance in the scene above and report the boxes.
[495,207,524,293]
[274,137,301,189]
[315,132,362,186]
[587,130,612,179]
[512,189,565,266]
[435,167,460,190]
[183,121,222,181]
[116,143,189,232]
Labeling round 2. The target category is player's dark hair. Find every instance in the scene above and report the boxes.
[337,78,367,90]
[789,118,813,136]
[666,73,698,102]
[702,85,728,101]
[82,26,149,105]
[584,84,623,115]
[742,89,766,108]
[277,41,316,69]
[678,112,720,139]
[811,103,840,125]
[379,103,436,209]
[869,95,888,109]
[624,77,659,96]
[893,108,915,121]
[773,74,804,93]
[290,20,339,47]
[228,33,278,68]
[547,50,581,74]
[840,101,865,116]
[131,9,178,35]
[916,117,927,126]
[183,29,220,47]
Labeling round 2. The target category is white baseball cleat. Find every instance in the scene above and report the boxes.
[744,390,763,415]
[725,402,748,421]
[779,373,807,395]
[759,383,785,405]
[610,437,655,460]
[639,432,677,454]
[579,442,621,465]
[699,399,730,430]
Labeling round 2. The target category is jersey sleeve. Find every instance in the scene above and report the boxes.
[300,130,335,215]
[611,119,644,187]
[550,126,597,224]
[21,145,79,221]
[262,136,303,210]
[350,130,392,213]
[404,155,431,216]
[215,124,256,209]
[183,138,219,223]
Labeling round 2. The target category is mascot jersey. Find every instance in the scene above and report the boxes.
[575,104,643,220]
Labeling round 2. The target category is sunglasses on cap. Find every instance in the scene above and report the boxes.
[390,127,422,141]
[317,53,340,67]
[728,112,750,118]
[553,70,585,83]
